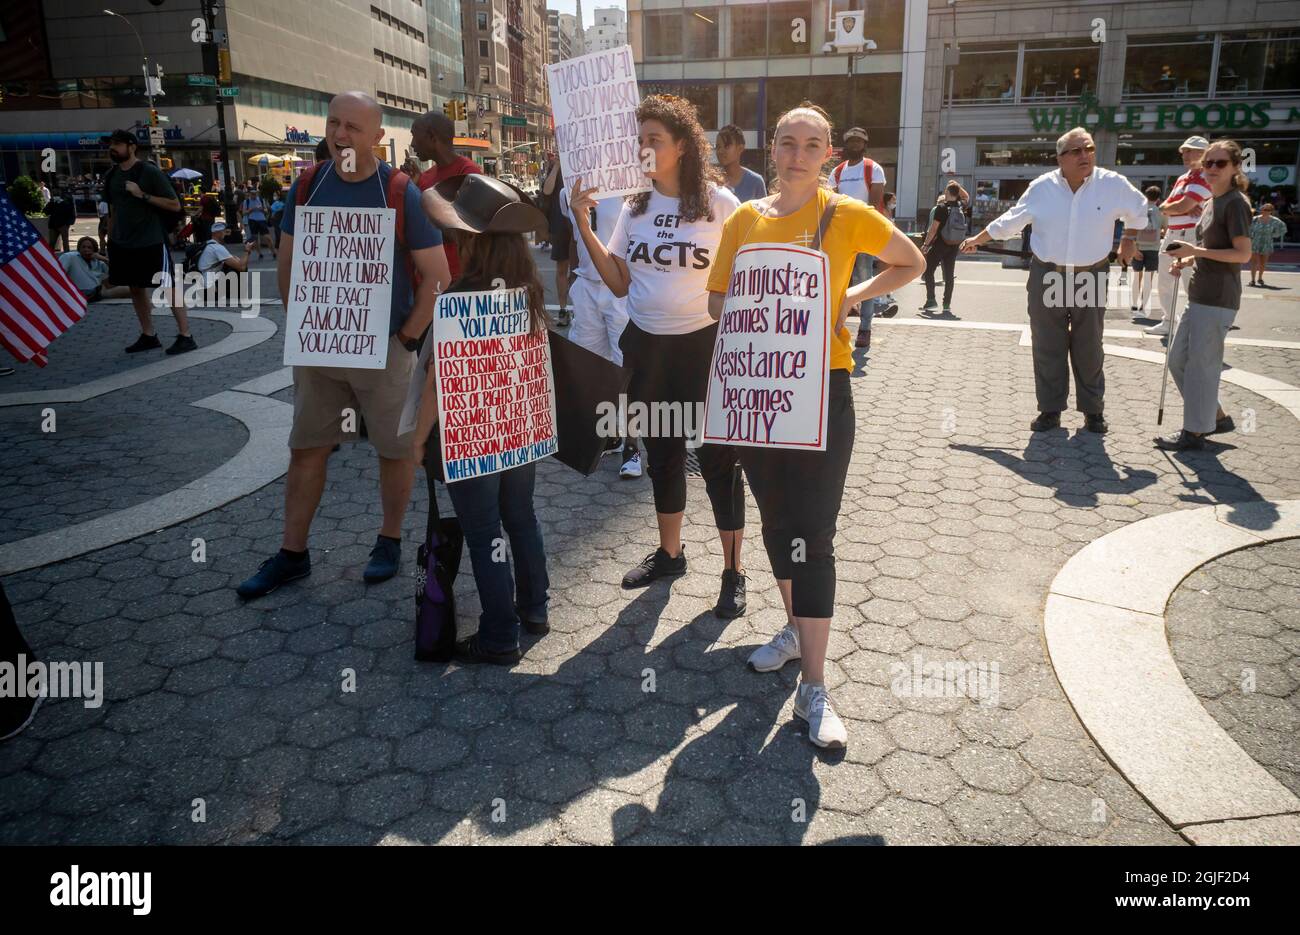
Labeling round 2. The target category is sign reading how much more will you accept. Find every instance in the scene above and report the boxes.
[435,288,558,482]
[546,44,650,200]
[284,204,395,369]
[703,244,831,451]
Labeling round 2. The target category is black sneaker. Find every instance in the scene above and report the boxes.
[165,334,198,355]
[454,634,522,666]
[879,302,899,318]
[362,536,401,583]
[621,546,687,589]
[236,550,311,600]
[1084,413,1108,434]
[1208,415,1235,436]
[1030,411,1061,432]
[714,569,747,619]
[125,333,162,353]
[517,606,550,636]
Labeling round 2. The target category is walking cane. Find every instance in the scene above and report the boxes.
[1156,270,1181,427]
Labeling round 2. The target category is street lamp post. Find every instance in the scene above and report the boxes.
[103,8,158,165]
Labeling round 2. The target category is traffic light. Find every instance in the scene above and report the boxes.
[456,100,467,120]
[443,100,455,119]
[218,49,231,83]
[159,156,174,169]
[150,109,160,127]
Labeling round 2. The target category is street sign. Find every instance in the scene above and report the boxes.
[210,150,222,162]
[187,74,216,86]
[149,128,166,148]
[218,87,240,97]
[502,115,526,127]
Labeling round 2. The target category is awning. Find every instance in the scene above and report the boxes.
[454,137,491,150]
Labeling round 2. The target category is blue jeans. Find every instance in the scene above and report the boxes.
[444,462,549,652]
[852,253,878,336]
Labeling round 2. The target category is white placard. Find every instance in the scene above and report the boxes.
[702,244,831,451]
[434,288,558,482]
[284,205,395,369]
[545,44,650,200]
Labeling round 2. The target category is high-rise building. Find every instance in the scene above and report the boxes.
[588,6,627,51]
[428,1,468,118]
[548,10,578,64]
[460,0,551,175]
[0,0,439,189]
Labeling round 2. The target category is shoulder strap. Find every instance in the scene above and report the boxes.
[296,163,322,206]
[812,192,841,253]
[386,168,410,251]
[832,162,843,182]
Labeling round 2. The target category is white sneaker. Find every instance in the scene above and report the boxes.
[619,451,642,479]
[747,625,800,672]
[1145,321,1169,336]
[1118,273,1128,285]
[794,682,848,749]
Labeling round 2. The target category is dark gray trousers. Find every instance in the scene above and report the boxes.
[1026,259,1108,415]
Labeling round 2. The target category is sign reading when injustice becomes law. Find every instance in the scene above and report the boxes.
[435,288,558,482]
[546,44,650,200]
[284,205,395,369]
[702,244,831,451]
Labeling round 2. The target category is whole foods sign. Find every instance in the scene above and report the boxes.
[1028,96,1300,133]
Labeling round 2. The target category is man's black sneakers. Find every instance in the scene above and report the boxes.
[125,333,162,353]
[454,635,522,666]
[166,334,198,355]
[363,536,401,583]
[622,546,687,589]
[236,550,311,600]
[714,569,747,618]
[1084,413,1109,434]
[1154,430,1206,451]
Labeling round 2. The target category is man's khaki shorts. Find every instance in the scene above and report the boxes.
[289,335,415,460]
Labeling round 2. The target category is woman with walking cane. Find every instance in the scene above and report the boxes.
[1155,140,1253,452]
[706,103,924,749]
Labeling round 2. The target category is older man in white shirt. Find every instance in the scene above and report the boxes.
[961,127,1148,434]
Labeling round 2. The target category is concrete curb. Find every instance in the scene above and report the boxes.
[0,310,277,408]
[1044,501,1300,844]
[0,390,292,575]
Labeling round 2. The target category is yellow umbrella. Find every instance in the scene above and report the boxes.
[246,153,289,165]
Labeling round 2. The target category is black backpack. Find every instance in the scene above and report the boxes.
[182,240,209,275]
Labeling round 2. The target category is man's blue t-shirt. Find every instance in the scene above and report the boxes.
[282,161,443,335]
[727,167,768,204]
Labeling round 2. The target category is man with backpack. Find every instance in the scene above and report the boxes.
[920,181,969,315]
[101,129,196,355]
[830,127,897,350]
[235,91,451,600]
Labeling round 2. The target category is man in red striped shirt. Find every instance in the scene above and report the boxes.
[1149,136,1210,335]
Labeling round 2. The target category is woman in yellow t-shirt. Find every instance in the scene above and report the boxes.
[706,103,924,750]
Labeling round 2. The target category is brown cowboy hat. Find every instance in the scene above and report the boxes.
[421,173,549,236]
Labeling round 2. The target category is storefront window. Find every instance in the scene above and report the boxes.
[976,140,1056,167]
[732,81,760,132]
[729,3,768,57]
[768,3,812,56]
[685,8,719,59]
[644,10,682,59]
[642,81,719,130]
[766,75,899,151]
[1217,30,1300,95]
[950,44,1018,103]
[1123,33,1215,98]
[1022,40,1098,101]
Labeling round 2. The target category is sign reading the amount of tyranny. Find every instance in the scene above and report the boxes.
[284,205,395,369]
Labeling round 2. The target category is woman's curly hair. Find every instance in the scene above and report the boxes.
[628,94,723,222]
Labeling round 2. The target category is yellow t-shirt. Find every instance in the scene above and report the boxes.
[707,188,893,372]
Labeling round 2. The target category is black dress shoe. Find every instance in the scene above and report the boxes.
[125,333,162,353]
[454,635,521,666]
[1084,413,1108,434]
[1030,411,1061,432]
[1207,415,1235,436]
[622,546,687,589]
[517,607,550,636]
[1154,430,1205,451]
[714,569,747,619]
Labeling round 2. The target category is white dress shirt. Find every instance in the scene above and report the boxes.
[984,167,1148,266]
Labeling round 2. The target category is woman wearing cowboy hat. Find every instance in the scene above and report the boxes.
[407,174,553,665]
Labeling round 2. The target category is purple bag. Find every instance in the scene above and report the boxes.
[415,479,462,662]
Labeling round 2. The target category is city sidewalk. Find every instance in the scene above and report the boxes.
[0,283,1297,844]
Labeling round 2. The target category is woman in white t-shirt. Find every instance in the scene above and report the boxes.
[570,94,747,619]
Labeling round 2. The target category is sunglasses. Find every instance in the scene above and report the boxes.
[1058,143,1096,158]
[1201,158,1234,169]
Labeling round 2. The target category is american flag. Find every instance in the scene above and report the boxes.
[0,186,87,368]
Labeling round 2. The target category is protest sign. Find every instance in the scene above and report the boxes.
[434,288,558,482]
[284,205,395,369]
[546,44,650,200]
[702,244,830,451]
